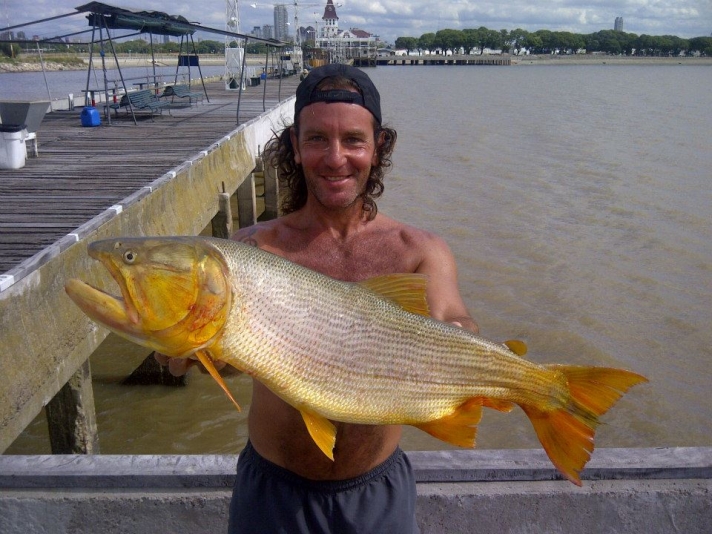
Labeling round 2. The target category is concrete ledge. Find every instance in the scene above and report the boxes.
[1,448,710,533]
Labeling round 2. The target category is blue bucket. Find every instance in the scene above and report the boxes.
[80,107,101,127]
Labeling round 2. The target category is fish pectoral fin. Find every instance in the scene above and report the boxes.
[414,398,484,448]
[299,409,336,461]
[504,339,528,357]
[195,349,241,412]
[358,273,430,316]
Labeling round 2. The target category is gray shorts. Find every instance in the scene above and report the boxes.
[228,440,419,534]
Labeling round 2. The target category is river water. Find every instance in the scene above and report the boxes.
[6,64,712,455]
[0,65,232,102]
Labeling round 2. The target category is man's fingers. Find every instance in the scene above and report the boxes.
[167,358,194,377]
[154,352,233,376]
[154,352,194,377]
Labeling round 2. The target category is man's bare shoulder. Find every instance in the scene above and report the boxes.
[374,213,449,252]
[230,216,298,253]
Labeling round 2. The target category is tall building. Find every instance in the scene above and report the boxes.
[274,4,289,42]
[614,17,624,32]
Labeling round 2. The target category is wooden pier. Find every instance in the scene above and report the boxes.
[0,77,299,278]
[377,54,511,66]
[0,76,300,453]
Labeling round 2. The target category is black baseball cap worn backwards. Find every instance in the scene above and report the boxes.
[294,64,382,125]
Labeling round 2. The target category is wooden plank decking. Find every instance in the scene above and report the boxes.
[0,76,300,282]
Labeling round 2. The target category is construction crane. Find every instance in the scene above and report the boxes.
[291,1,324,47]
[225,0,243,90]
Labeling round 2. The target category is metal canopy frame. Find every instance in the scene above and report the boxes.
[3,2,289,125]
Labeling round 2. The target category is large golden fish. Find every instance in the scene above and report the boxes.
[65,237,647,485]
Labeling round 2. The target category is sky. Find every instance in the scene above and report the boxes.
[3,0,711,45]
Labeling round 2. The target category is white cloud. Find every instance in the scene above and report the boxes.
[3,0,710,45]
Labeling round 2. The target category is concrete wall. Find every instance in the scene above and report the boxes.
[0,97,295,453]
[1,448,710,533]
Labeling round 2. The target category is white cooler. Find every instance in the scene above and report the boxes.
[0,124,27,170]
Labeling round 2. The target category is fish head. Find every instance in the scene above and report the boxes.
[65,237,231,358]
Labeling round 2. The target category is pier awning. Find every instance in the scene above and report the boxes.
[1,2,286,47]
[76,2,196,37]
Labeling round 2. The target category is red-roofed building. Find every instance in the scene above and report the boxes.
[313,0,377,66]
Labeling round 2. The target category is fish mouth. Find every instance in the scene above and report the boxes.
[65,243,145,341]
[65,277,141,337]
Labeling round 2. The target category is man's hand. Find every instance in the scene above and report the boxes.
[154,353,230,377]
[448,316,479,334]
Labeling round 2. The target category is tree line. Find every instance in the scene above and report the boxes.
[394,28,712,57]
[2,38,282,59]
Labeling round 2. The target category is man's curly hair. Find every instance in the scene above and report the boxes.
[262,75,397,220]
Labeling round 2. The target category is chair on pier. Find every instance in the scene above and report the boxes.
[161,84,205,106]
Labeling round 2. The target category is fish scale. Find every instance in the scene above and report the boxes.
[211,239,565,422]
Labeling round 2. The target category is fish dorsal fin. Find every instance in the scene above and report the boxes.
[413,397,483,448]
[300,409,336,460]
[358,273,430,316]
[504,339,528,357]
[195,349,241,412]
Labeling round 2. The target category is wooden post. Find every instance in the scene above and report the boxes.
[263,161,280,221]
[237,173,256,228]
[45,359,100,454]
[211,192,233,239]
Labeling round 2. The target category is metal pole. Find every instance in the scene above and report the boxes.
[235,38,248,124]
[190,34,210,103]
[36,42,53,111]
[102,17,134,125]
[84,24,96,107]
[262,48,269,112]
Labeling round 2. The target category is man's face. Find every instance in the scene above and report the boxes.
[291,100,379,213]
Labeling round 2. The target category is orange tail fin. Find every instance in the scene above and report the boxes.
[521,365,647,486]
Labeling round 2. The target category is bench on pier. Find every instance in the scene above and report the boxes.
[109,89,171,120]
[161,84,204,105]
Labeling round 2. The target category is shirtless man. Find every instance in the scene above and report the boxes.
[159,64,477,533]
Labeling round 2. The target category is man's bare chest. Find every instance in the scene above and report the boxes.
[283,239,420,282]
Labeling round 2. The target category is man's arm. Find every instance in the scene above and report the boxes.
[416,235,479,334]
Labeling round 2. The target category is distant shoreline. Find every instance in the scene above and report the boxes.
[0,55,260,73]
[511,54,712,66]
[2,53,711,73]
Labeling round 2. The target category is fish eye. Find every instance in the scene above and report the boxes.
[123,250,137,264]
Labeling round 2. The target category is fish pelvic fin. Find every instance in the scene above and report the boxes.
[414,398,483,448]
[300,409,336,461]
[195,349,241,412]
[504,339,528,357]
[522,365,648,486]
[358,273,430,316]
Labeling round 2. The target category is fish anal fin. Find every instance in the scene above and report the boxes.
[414,398,483,448]
[522,365,648,486]
[300,409,336,461]
[504,339,528,357]
[195,349,241,412]
[482,398,515,412]
[358,274,430,316]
